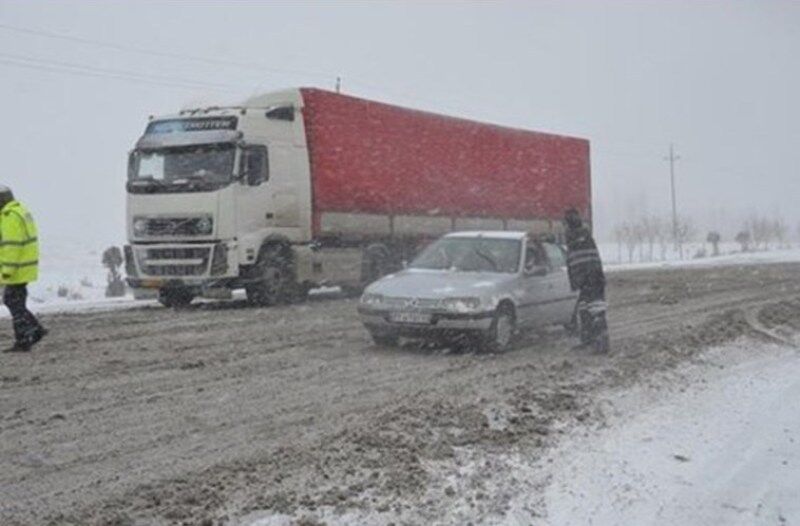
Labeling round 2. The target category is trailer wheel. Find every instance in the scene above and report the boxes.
[360,243,393,286]
[158,288,195,308]
[246,244,296,307]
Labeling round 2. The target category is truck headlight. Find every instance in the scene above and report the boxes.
[196,216,213,235]
[441,297,482,312]
[133,218,147,236]
[360,293,385,306]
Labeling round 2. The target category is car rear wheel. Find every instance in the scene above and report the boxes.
[369,329,399,347]
[482,304,516,353]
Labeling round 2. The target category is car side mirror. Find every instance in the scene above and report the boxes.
[525,264,548,277]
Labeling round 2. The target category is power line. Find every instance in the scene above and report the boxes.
[0,22,479,119]
[0,58,240,92]
[0,51,243,91]
[0,22,338,81]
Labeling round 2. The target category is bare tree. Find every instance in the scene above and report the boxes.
[674,216,696,259]
[613,224,625,263]
[633,221,646,262]
[735,230,751,252]
[746,214,773,250]
[773,217,788,249]
[640,215,660,262]
[620,222,638,263]
[706,231,721,257]
[654,217,669,260]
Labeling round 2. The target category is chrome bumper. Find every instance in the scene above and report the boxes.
[358,307,494,332]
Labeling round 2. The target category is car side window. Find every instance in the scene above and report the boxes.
[524,242,546,270]
[543,243,566,268]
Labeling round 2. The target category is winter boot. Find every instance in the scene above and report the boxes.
[3,340,32,353]
[593,331,610,354]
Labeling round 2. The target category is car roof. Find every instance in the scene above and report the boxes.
[444,230,527,240]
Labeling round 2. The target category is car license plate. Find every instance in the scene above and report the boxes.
[390,312,431,324]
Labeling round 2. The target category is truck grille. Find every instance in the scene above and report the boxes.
[140,217,210,237]
[136,246,211,277]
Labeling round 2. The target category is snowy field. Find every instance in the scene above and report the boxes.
[602,244,800,272]
[4,239,141,316]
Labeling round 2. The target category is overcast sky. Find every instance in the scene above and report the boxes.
[1,1,798,248]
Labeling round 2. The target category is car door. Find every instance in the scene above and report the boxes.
[542,242,578,325]
[520,240,561,327]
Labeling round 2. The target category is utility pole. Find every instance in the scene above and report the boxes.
[335,76,341,93]
[664,143,680,251]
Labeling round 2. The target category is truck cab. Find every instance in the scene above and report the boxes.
[125,89,315,307]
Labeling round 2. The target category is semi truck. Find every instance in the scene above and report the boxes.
[125,88,591,307]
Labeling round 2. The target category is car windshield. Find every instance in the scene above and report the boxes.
[131,143,235,184]
[410,237,521,273]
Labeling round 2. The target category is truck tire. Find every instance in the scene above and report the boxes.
[360,243,393,286]
[369,329,399,347]
[246,244,296,307]
[158,288,195,308]
[481,303,516,353]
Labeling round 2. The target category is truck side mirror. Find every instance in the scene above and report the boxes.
[127,151,137,179]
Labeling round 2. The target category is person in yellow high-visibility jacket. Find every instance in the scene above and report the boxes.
[0,186,46,352]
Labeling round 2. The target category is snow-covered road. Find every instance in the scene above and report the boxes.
[544,341,800,525]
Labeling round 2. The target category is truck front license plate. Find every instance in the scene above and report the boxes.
[390,312,431,324]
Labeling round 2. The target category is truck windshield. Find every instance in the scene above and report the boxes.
[410,237,521,273]
[131,143,235,185]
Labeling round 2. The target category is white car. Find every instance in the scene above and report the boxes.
[357,231,578,351]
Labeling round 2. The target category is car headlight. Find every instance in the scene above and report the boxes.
[133,218,147,236]
[196,216,213,235]
[360,293,385,306]
[441,297,482,312]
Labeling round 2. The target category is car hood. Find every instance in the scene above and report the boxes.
[366,268,515,299]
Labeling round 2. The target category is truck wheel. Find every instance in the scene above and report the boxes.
[360,244,393,286]
[158,288,195,308]
[246,244,296,307]
[369,329,399,347]
[481,304,516,353]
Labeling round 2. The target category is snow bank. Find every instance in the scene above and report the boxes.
[541,339,800,525]
[602,245,800,273]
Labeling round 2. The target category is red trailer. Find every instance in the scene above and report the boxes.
[300,88,591,241]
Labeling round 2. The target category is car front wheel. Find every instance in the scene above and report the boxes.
[482,304,516,353]
[369,329,399,347]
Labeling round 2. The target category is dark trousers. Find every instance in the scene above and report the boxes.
[577,282,608,344]
[3,284,42,343]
